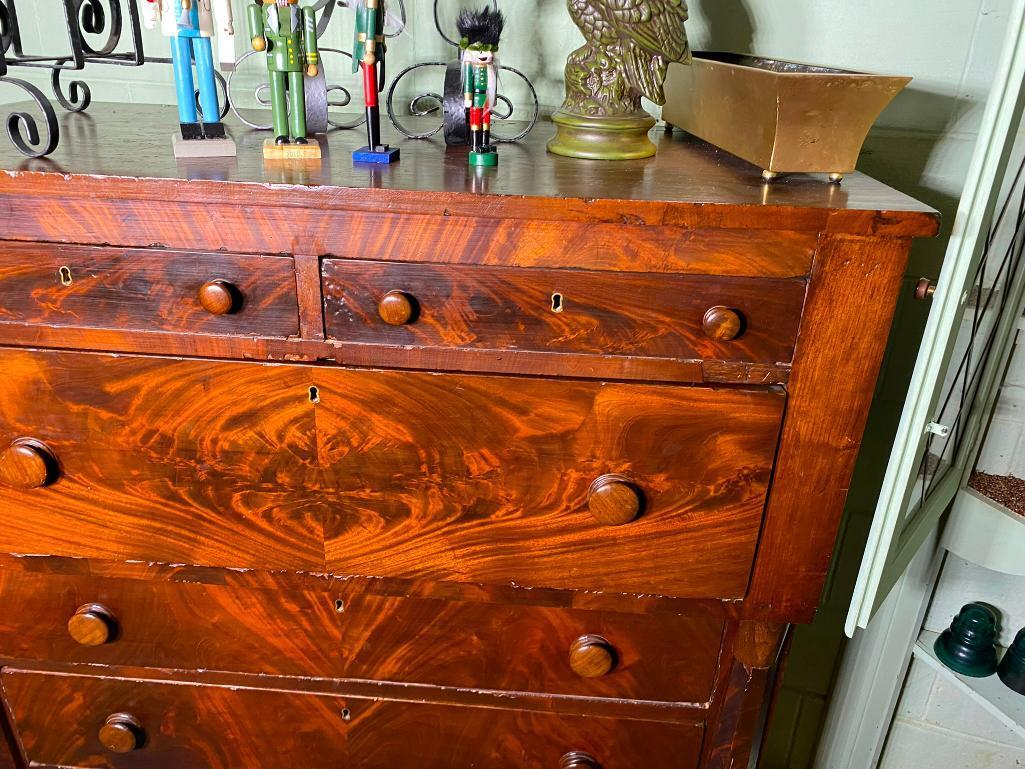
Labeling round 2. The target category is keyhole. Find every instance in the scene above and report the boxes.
[309,386,320,404]
[334,598,345,613]
[551,292,564,313]
[341,708,352,721]
[58,266,73,286]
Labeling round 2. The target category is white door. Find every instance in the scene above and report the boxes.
[846,3,1025,634]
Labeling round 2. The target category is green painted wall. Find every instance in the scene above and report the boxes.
[1,2,1013,767]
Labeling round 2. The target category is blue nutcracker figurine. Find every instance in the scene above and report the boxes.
[143,0,237,157]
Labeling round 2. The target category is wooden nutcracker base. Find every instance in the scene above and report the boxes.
[172,134,237,159]
[263,140,322,161]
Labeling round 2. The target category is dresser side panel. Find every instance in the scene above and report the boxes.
[744,234,913,622]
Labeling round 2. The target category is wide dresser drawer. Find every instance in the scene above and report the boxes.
[323,259,806,365]
[0,348,784,598]
[0,242,300,339]
[0,568,725,704]
[0,669,705,769]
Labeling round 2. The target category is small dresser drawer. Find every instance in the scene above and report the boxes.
[331,588,724,704]
[0,570,341,677]
[0,669,705,769]
[0,242,299,338]
[322,259,806,364]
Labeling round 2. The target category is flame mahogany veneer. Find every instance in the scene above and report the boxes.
[0,106,938,769]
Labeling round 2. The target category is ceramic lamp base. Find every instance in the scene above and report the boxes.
[547,110,657,161]
[469,149,498,167]
[353,146,401,164]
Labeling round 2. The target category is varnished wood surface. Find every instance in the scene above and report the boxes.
[0,105,938,238]
[1,669,707,769]
[322,260,806,365]
[0,570,341,678]
[0,243,299,339]
[0,348,783,598]
[744,235,913,622]
[0,349,323,571]
[327,587,724,703]
[0,552,727,617]
[0,322,789,386]
[0,567,725,704]
[310,364,784,597]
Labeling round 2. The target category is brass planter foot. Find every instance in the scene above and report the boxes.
[547,110,657,161]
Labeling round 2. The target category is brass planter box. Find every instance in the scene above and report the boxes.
[662,53,911,182]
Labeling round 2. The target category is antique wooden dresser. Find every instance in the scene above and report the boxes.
[0,105,937,769]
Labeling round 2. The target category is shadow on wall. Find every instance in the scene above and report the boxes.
[692,0,754,55]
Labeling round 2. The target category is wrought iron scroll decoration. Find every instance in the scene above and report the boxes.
[0,0,147,157]
[385,0,538,143]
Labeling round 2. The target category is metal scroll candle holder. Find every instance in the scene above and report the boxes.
[0,0,147,158]
[385,0,537,144]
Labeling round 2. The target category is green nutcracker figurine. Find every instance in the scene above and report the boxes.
[457,7,504,167]
[248,0,321,158]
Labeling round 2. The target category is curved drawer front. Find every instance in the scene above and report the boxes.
[1,670,705,769]
[323,259,806,365]
[0,348,783,598]
[0,243,299,338]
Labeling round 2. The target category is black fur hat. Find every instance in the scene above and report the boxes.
[457,7,505,50]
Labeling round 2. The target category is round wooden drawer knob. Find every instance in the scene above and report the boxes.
[68,604,117,646]
[99,713,143,753]
[560,752,601,769]
[569,635,617,678]
[198,280,242,316]
[587,475,642,526]
[378,290,415,326]
[702,306,744,342]
[0,439,58,490]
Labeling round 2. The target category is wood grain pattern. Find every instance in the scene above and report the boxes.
[322,260,806,365]
[0,570,342,678]
[744,235,913,622]
[0,566,724,704]
[0,243,299,339]
[1,669,706,769]
[327,587,724,702]
[703,662,771,769]
[0,349,781,598]
[0,105,938,237]
[0,349,323,571]
[312,366,784,597]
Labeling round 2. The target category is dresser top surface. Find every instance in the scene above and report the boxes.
[0,103,938,236]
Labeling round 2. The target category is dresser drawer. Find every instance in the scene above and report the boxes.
[0,242,299,338]
[0,570,341,677]
[0,567,723,703]
[322,259,806,364]
[0,669,705,769]
[0,348,782,597]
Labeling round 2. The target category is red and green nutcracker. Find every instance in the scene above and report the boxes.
[457,7,504,167]
[351,0,399,163]
[248,0,319,151]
